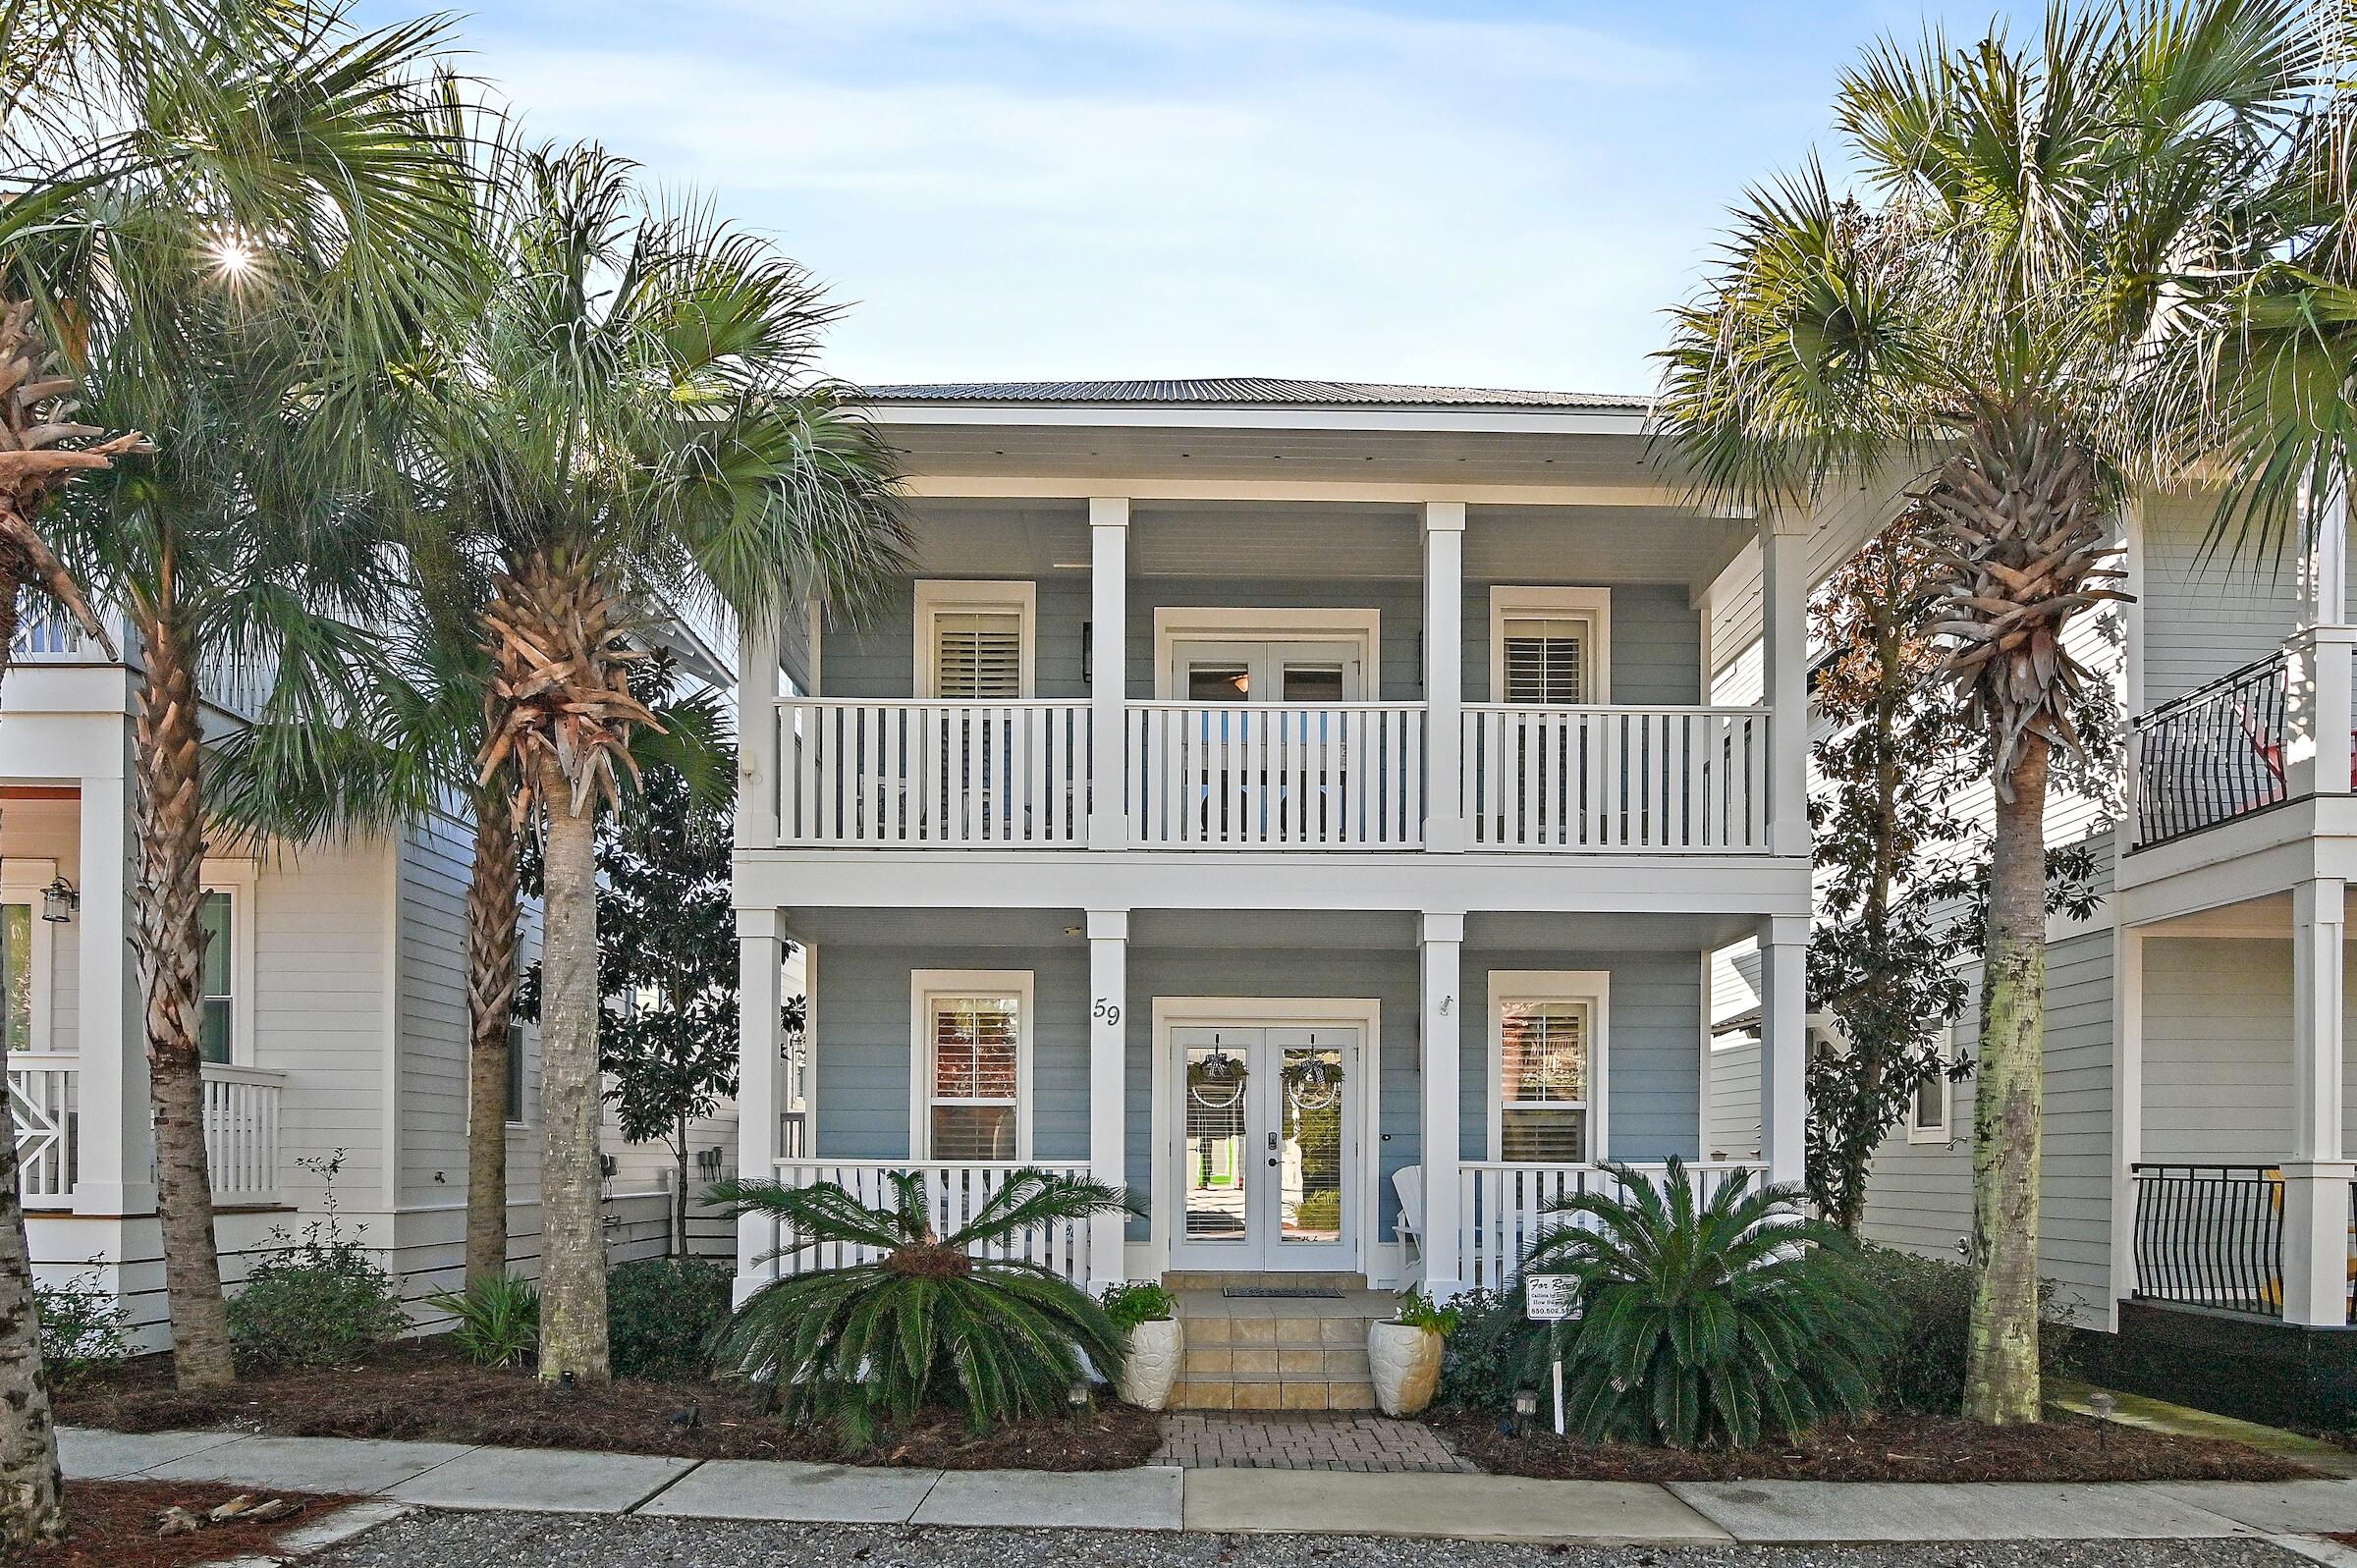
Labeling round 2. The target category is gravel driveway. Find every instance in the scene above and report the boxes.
[314,1510,2320,1568]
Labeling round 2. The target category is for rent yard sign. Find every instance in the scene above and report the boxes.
[1525,1273,1578,1322]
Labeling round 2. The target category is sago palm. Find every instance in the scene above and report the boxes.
[1653,0,2322,1423]
[419,139,907,1381]
[1522,1161,1885,1450]
[707,1168,1131,1449]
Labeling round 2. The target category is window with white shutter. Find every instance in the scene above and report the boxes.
[1488,588,1611,705]
[915,581,1036,699]
[1501,617,1589,705]
[1491,971,1608,1162]
[913,971,1030,1160]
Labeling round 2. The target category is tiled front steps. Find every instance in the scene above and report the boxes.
[1167,1272,1394,1413]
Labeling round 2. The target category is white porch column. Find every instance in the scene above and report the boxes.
[1422,502,1466,853]
[736,612,782,848]
[1419,911,1465,1298]
[2107,921,2145,1330]
[1089,499,1129,850]
[2290,474,2355,799]
[1086,910,1129,1289]
[2282,878,2351,1326]
[1760,514,1812,858]
[74,735,152,1217]
[733,906,788,1307]
[1758,913,1808,1190]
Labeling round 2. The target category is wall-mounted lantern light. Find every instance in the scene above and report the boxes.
[39,877,78,925]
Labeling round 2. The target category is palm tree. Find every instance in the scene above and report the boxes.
[425,142,906,1381]
[1653,0,2322,1422]
[2,0,474,1390]
[707,1168,1131,1448]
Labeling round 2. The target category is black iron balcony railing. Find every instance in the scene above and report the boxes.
[2130,1162,2286,1318]
[2130,653,2291,850]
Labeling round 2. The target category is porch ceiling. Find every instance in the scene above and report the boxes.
[2134,887,2357,939]
[774,904,1758,953]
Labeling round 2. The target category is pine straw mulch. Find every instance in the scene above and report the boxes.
[3,1481,353,1568]
[1438,1409,2322,1483]
[58,1340,1163,1472]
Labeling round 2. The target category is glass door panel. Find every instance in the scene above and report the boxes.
[1278,1044,1344,1243]
[1179,1032,1255,1249]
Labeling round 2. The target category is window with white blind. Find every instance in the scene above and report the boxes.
[911,970,1031,1160]
[915,581,1036,699]
[1490,971,1609,1162]
[1489,587,1611,705]
[1907,1028,1953,1145]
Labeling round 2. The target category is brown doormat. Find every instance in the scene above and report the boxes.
[1222,1286,1343,1299]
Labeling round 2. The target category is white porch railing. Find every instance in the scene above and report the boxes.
[1456,1161,1771,1291]
[1127,701,1425,848]
[777,700,1091,846]
[7,1055,76,1204]
[5,1058,285,1206]
[200,1063,285,1205]
[760,1160,1095,1284]
[1461,706,1771,852]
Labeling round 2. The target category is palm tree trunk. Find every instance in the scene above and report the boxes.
[1964,730,2050,1424]
[465,786,520,1292]
[0,583,67,1549]
[534,752,608,1380]
[131,604,234,1389]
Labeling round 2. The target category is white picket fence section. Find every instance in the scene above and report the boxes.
[777,700,1091,846]
[1127,701,1425,848]
[760,1160,1096,1285]
[1456,1161,1772,1291]
[7,1056,76,1203]
[200,1064,285,1205]
[1461,706,1770,852]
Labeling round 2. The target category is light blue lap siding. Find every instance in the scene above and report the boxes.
[813,943,1707,1243]
[1455,949,1705,1163]
[812,945,1090,1162]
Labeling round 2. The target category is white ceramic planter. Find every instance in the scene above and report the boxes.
[1118,1318,1183,1411]
[1368,1321,1443,1417]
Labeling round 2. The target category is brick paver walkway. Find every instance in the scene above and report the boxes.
[1153,1412,1476,1473]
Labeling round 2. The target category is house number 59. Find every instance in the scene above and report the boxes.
[1093,998,1122,1027]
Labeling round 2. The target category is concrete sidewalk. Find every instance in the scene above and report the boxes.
[59,1426,2357,1548]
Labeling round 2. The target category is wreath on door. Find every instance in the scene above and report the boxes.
[1282,1054,1344,1109]
[1186,1051,1247,1108]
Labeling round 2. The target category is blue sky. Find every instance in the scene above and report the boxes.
[386,1,2028,395]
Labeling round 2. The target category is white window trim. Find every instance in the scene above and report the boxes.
[1152,607,1383,699]
[1487,969,1611,1162]
[1907,1026,1955,1145]
[0,859,59,1054]
[909,968,1034,1161]
[199,859,258,1067]
[914,579,1036,699]
[1489,586,1613,704]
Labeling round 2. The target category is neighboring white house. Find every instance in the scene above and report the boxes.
[1703,482,2357,1430]
[725,377,1878,1406]
[0,604,704,1347]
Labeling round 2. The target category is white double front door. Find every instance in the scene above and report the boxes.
[1171,1023,1361,1271]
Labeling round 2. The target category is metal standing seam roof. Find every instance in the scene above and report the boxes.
[859,377,1649,410]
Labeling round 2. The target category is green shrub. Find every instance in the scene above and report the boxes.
[1854,1243,2071,1415]
[35,1262,131,1385]
[428,1273,540,1370]
[707,1167,1132,1448]
[1292,1189,1341,1233]
[229,1155,409,1371]
[607,1257,731,1380]
[1437,1286,1543,1412]
[1099,1280,1175,1332]
[1525,1159,1888,1449]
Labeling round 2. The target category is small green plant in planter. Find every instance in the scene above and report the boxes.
[707,1167,1132,1448]
[1371,1287,1456,1416]
[1523,1158,1888,1449]
[427,1273,541,1370]
[1102,1281,1182,1411]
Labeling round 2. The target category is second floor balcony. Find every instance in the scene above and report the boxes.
[766,696,1773,854]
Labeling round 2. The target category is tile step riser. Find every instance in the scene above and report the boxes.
[1169,1382,1379,1413]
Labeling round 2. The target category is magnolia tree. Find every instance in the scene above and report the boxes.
[1804,511,2110,1232]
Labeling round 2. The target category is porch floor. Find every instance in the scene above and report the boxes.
[1166,1272,1389,1412]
